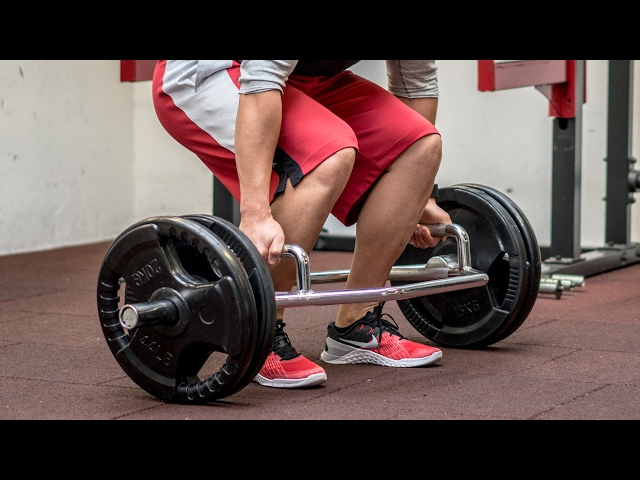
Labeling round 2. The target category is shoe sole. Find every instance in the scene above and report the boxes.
[253,372,327,388]
[320,348,442,367]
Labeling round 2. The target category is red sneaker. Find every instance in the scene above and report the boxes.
[320,303,442,367]
[253,322,327,388]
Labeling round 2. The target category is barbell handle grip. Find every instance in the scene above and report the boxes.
[425,223,448,239]
[282,243,312,293]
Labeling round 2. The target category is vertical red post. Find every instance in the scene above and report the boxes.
[120,60,157,82]
[548,60,586,118]
[477,60,496,91]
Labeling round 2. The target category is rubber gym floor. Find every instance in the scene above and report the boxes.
[1,240,639,421]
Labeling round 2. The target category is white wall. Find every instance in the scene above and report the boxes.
[0,60,213,257]
[1,60,639,257]
[0,60,135,254]
[132,77,213,223]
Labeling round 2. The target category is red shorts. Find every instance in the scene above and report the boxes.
[153,60,439,226]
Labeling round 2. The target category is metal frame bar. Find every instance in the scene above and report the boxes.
[605,60,636,245]
[548,114,583,261]
[213,177,241,226]
[541,60,640,277]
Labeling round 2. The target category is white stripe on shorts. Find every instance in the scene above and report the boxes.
[163,60,238,152]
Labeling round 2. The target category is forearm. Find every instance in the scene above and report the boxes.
[235,90,282,219]
[386,60,439,124]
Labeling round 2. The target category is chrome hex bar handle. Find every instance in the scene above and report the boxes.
[275,223,487,309]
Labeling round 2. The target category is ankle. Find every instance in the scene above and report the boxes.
[334,303,382,329]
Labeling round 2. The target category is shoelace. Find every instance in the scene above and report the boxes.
[272,322,299,359]
[369,303,404,347]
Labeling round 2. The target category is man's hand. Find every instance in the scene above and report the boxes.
[409,197,452,248]
[239,214,286,269]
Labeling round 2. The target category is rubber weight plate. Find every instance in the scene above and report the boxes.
[447,185,531,345]
[182,214,276,397]
[391,186,529,348]
[458,184,541,342]
[96,216,259,403]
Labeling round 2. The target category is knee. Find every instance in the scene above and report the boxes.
[318,147,356,182]
[388,133,442,178]
[402,134,442,177]
[330,147,357,175]
[417,134,442,165]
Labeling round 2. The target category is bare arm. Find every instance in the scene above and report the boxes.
[235,90,286,268]
[396,96,438,125]
[386,60,451,247]
[233,60,298,268]
[387,60,439,124]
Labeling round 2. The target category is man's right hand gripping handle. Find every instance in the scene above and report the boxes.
[239,215,286,269]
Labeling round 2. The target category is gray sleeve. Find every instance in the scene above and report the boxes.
[386,60,439,98]
[239,60,299,94]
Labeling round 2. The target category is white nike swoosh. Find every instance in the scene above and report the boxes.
[341,334,379,349]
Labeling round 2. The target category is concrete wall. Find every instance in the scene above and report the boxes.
[131,72,213,223]
[0,60,213,257]
[1,60,135,254]
[1,60,638,257]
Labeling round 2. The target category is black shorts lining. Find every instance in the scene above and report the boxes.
[272,146,303,196]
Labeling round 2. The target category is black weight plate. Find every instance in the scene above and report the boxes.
[391,186,529,348]
[458,184,541,342]
[96,216,258,403]
[449,185,530,344]
[182,214,276,396]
